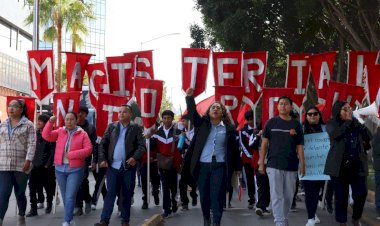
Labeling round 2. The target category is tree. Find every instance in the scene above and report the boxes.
[25,0,95,92]
[159,86,173,117]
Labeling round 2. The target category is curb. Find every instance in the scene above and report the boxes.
[141,214,164,226]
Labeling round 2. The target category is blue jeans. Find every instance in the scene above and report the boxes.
[55,167,84,223]
[0,171,29,219]
[100,166,136,224]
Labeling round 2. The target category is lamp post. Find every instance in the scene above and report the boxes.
[140,32,180,50]
[32,0,40,50]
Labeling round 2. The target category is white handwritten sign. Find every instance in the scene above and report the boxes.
[300,132,331,181]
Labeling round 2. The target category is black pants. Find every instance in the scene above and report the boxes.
[198,161,226,225]
[325,180,334,206]
[179,164,197,206]
[303,180,324,219]
[256,170,270,210]
[141,161,160,202]
[28,166,56,209]
[243,163,256,205]
[91,167,108,205]
[331,176,367,223]
[159,168,178,214]
[76,166,92,208]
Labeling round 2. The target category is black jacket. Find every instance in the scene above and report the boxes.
[372,127,380,171]
[98,121,146,165]
[185,96,242,188]
[324,118,372,177]
[33,129,56,168]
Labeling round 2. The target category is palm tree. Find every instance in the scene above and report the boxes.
[25,0,95,92]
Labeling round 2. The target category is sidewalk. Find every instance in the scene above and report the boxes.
[352,191,380,226]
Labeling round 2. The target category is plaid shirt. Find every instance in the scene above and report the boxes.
[0,117,36,172]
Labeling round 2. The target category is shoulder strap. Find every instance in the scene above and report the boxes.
[171,126,177,154]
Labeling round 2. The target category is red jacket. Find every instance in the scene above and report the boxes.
[151,126,182,172]
[239,124,259,168]
[42,121,92,168]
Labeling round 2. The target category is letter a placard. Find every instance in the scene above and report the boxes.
[65,52,93,92]
[135,77,163,130]
[27,50,55,105]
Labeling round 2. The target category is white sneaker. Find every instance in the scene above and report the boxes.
[62,221,75,226]
[37,202,44,209]
[305,218,315,226]
[255,208,263,216]
[314,214,320,224]
[91,204,96,210]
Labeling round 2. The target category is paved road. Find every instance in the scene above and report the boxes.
[2,173,370,226]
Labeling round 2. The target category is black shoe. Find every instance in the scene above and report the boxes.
[94,221,108,226]
[45,203,52,214]
[74,207,83,216]
[161,212,170,219]
[248,203,254,209]
[26,209,38,217]
[172,205,178,213]
[154,195,160,205]
[228,203,232,208]
[192,197,197,206]
[181,204,189,211]
[326,202,333,214]
[141,202,148,209]
[212,223,220,226]
[204,218,211,226]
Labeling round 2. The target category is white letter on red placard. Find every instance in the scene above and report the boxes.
[90,70,106,99]
[30,58,53,89]
[56,99,74,126]
[217,58,238,86]
[355,55,364,86]
[69,62,81,89]
[269,97,279,119]
[102,105,120,125]
[111,63,132,96]
[243,58,264,93]
[318,62,331,89]
[136,58,151,79]
[291,60,307,94]
[184,57,208,88]
[140,88,157,118]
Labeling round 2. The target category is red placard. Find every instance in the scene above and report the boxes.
[213,51,242,87]
[182,48,210,98]
[106,55,135,97]
[96,93,130,137]
[124,50,154,79]
[215,86,244,124]
[366,64,380,115]
[135,78,163,130]
[309,51,336,103]
[53,92,81,127]
[242,51,267,107]
[6,96,36,121]
[65,52,92,92]
[87,63,109,108]
[347,51,379,86]
[27,50,55,105]
[285,53,311,95]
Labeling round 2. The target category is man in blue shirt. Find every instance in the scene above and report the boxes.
[94,104,146,226]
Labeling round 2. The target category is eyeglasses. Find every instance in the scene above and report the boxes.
[307,112,319,117]
[8,104,21,109]
[341,107,352,112]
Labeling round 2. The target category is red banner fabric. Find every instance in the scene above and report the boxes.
[214,86,244,124]
[309,52,336,103]
[87,63,109,109]
[366,65,380,115]
[347,51,379,86]
[106,55,135,97]
[286,53,311,95]
[135,78,163,130]
[65,52,92,92]
[96,93,130,137]
[182,48,210,98]
[6,96,36,121]
[124,50,154,79]
[261,88,303,127]
[53,92,81,127]
[213,51,243,87]
[322,81,365,122]
[242,51,267,107]
[27,50,55,105]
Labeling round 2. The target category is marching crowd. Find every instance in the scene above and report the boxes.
[0,88,379,226]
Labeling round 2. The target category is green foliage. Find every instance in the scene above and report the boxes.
[159,86,173,117]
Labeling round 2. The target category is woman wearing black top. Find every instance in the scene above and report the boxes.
[324,101,372,226]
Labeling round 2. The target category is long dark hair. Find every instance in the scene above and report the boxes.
[303,106,324,134]
[15,99,28,119]
[204,101,231,125]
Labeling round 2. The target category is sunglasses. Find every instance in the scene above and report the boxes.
[306,112,319,117]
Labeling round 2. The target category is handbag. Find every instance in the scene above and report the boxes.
[157,128,177,170]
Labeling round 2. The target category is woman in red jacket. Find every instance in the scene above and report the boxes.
[42,112,92,226]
